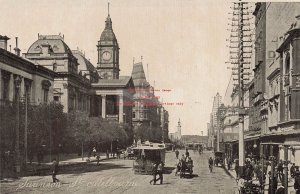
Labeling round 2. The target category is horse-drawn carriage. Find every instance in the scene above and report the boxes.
[176,159,194,178]
[132,144,165,175]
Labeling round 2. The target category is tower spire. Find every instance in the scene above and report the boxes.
[108,2,110,16]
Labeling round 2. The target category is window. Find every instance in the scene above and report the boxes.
[133,111,136,119]
[54,96,60,102]
[41,80,51,103]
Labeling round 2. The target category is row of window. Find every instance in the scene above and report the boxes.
[1,70,50,104]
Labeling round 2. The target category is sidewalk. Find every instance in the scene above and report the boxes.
[1,153,116,181]
[222,163,297,194]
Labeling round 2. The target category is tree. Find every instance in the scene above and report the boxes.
[133,124,163,143]
[26,102,66,162]
[66,111,90,161]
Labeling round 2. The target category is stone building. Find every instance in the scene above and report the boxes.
[24,34,95,113]
[131,62,161,128]
[91,11,135,124]
[208,93,222,148]
[0,36,56,105]
[252,2,300,164]
[0,35,57,162]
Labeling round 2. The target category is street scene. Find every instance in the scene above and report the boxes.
[0,150,237,194]
[1,0,300,194]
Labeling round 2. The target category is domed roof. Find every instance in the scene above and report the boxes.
[100,15,118,43]
[72,50,96,73]
[27,35,73,55]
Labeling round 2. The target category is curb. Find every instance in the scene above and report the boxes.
[222,166,236,180]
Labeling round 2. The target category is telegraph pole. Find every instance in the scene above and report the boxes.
[161,107,165,144]
[227,1,253,178]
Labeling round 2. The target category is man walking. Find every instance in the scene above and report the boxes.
[51,158,59,183]
[155,161,164,185]
[150,161,164,185]
[175,149,179,159]
[96,155,100,165]
[209,157,213,173]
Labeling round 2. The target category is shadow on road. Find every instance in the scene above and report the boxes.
[179,174,199,179]
[163,166,175,174]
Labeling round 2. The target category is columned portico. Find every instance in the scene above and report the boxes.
[101,94,106,118]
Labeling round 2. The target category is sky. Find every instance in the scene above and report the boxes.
[0,0,236,135]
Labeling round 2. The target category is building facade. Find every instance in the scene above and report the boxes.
[0,36,56,105]
[24,34,94,113]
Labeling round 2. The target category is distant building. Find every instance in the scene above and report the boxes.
[169,119,182,142]
[131,62,161,129]
[208,93,222,148]
[181,135,208,148]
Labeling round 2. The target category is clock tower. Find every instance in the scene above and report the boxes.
[97,7,120,79]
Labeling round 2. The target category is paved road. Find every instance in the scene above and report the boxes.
[1,150,238,194]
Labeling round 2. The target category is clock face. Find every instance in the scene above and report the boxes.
[102,51,111,61]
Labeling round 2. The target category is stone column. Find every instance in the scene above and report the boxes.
[20,77,25,98]
[101,95,106,118]
[9,73,14,101]
[118,94,124,123]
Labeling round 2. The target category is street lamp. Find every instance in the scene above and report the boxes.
[14,75,22,174]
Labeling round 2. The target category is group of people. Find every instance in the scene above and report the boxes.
[230,157,300,194]
[174,149,194,176]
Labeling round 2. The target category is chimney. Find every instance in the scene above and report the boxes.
[14,37,21,56]
[0,35,10,50]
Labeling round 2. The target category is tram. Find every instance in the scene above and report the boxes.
[132,143,166,175]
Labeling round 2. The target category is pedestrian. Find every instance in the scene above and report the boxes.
[150,162,158,185]
[185,149,189,158]
[235,160,239,178]
[291,163,296,178]
[269,172,278,194]
[96,155,100,165]
[175,149,179,159]
[277,160,283,182]
[92,147,97,157]
[175,159,181,176]
[294,166,300,193]
[106,150,109,159]
[209,157,213,173]
[51,158,59,183]
[227,159,232,170]
[181,154,186,162]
